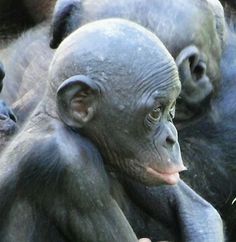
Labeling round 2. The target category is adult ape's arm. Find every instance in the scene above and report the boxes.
[18,134,139,242]
[123,179,224,242]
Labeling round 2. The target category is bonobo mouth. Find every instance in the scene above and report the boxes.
[146,166,187,185]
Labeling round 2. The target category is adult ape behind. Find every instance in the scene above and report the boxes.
[0,19,223,242]
[51,0,224,123]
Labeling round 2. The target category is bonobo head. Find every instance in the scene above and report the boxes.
[48,19,185,186]
[50,0,225,123]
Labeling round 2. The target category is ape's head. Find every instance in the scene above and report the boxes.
[48,18,185,186]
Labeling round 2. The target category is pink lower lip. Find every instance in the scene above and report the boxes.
[146,167,184,185]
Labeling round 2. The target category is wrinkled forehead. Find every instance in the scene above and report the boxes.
[108,58,181,104]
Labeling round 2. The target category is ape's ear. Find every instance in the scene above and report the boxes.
[57,75,100,129]
[175,45,213,106]
[50,0,82,49]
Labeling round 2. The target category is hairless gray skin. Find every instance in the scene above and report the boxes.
[0,19,223,242]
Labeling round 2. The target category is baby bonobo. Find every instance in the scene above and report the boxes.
[0,19,223,241]
[49,19,184,186]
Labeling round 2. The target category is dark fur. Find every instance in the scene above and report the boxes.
[0,0,56,45]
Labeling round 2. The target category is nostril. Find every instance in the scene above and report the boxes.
[166,135,176,146]
[162,122,178,148]
[9,113,17,123]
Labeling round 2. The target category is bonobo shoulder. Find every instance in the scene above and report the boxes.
[6,125,110,201]
[54,125,105,169]
[20,126,105,176]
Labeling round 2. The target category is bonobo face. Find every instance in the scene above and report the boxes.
[51,19,185,186]
[97,73,184,186]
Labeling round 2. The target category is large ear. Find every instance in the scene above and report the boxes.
[57,75,100,129]
[50,0,82,49]
[175,45,213,107]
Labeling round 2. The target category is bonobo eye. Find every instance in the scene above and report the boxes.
[147,105,162,123]
[169,101,176,121]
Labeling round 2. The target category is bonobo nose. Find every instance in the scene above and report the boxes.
[163,125,177,149]
[166,133,176,146]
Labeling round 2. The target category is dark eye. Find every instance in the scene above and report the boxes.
[147,106,162,123]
